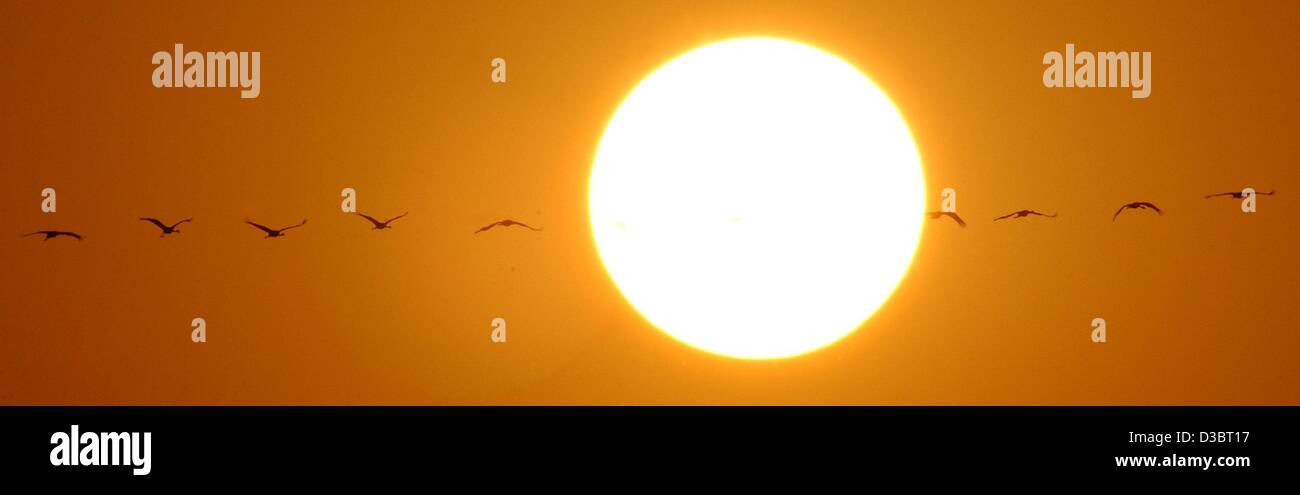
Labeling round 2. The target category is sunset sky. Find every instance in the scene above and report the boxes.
[1,0,1297,404]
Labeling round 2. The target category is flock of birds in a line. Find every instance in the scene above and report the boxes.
[18,188,1275,241]
[924,189,1276,228]
[21,213,542,241]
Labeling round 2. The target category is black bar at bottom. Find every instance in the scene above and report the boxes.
[1,407,1294,480]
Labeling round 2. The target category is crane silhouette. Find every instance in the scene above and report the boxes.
[140,217,192,237]
[246,218,307,238]
[1112,202,1162,221]
[994,209,1057,221]
[1205,189,1275,199]
[23,230,82,241]
[926,211,966,227]
[474,219,542,234]
[354,212,408,230]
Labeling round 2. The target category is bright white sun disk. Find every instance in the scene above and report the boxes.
[589,38,925,359]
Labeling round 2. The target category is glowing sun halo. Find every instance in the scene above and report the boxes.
[589,38,925,359]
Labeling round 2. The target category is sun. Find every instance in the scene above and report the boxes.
[589,37,925,360]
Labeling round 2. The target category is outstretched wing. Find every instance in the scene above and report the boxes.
[1204,192,1234,199]
[1139,202,1163,214]
[355,213,384,228]
[169,218,193,229]
[948,212,966,227]
[245,220,276,235]
[140,217,168,230]
[64,232,83,240]
[927,211,963,226]
[22,231,48,237]
[1028,211,1057,218]
[510,220,542,231]
[384,212,409,224]
[280,219,308,232]
[474,221,502,234]
[1112,205,1128,222]
[993,212,1015,221]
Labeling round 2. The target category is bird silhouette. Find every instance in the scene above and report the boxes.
[1112,202,1163,221]
[474,219,542,234]
[23,230,82,241]
[926,211,966,227]
[140,217,192,237]
[994,209,1058,221]
[1205,189,1275,199]
[354,212,408,230]
[246,218,307,238]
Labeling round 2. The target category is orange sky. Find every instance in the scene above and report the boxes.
[1,0,1297,404]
